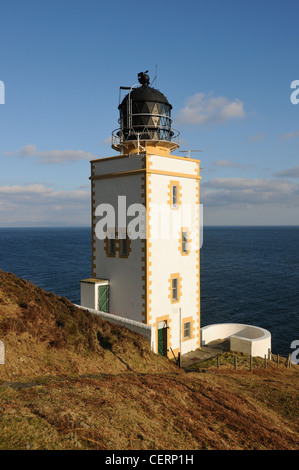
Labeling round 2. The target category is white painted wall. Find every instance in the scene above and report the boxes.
[81,279,109,311]
[149,154,199,176]
[201,323,271,358]
[91,152,201,356]
[148,154,200,355]
[93,162,145,323]
[81,281,97,309]
[92,154,144,177]
[75,304,156,353]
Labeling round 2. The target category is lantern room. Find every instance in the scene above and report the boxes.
[112,71,179,154]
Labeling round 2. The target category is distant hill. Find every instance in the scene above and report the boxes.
[0,269,298,450]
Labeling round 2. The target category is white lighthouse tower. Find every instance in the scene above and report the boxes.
[81,71,201,357]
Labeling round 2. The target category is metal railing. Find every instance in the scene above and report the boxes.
[111,126,180,148]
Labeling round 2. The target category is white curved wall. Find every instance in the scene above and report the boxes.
[201,323,271,358]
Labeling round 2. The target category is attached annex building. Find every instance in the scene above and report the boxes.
[81,72,201,358]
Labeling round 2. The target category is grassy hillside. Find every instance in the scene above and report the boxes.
[0,269,298,450]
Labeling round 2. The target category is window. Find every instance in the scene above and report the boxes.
[184,321,191,340]
[172,185,178,207]
[168,181,181,209]
[120,237,128,257]
[108,238,115,256]
[172,277,178,302]
[182,231,188,253]
[105,228,116,257]
[119,228,130,258]
[169,273,181,304]
[179,228,190,256]
[98,284,109,313]
[105,229,131,258]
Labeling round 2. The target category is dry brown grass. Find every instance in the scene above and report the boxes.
[0,269,298,450]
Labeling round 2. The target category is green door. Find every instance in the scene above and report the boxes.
[98,285,109,312]
[158,325,167,356]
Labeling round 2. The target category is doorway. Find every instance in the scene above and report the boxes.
[98,284,109,312]
[158,321,168,356]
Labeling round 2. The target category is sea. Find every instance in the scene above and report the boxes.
[0,226,298,358]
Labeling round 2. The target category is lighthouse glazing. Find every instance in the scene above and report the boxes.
[81,72,201,357]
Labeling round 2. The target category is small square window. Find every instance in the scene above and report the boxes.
[172,278,178,301]
[184,321,191,339]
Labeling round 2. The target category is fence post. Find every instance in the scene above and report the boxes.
[264,354,267,369]
[217,356,220,369]
[250,355,253,371]
[234,356,237,370]
[277,354,279,367]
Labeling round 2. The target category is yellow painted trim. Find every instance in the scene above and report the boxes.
[148,152,201,164]
[91,150,200,165]
[90,168,201,182]
[116,140,179,156]
[145,158,152,324]
[140,166,147,323]
[91,162,96,278]
[80,278,109,284]
[195,179,201,348]
[140,153,152,324]
[90,154,140,163]
[150,169,201,180]
[91,168,146,180]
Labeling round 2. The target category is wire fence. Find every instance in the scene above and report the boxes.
[183,351,296,373]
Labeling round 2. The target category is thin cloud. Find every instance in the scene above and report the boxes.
[280,130,299,140]
[212,160,251,169]
[4,144,97,164]
[202,177,299,207]
[0,184,90,226]
[0,184,90,201]
[274,165,299,178]
[176,92,246,125]
[248,132,265,142]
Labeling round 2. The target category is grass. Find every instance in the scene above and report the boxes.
[0,269,298,450]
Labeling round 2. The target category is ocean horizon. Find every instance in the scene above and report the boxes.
[0,225,298,358]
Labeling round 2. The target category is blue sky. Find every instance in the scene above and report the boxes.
[0,0,298,226]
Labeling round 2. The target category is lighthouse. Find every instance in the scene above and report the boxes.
[81,71,201,357]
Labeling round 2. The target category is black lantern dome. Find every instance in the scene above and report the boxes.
[112,71,179,152]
